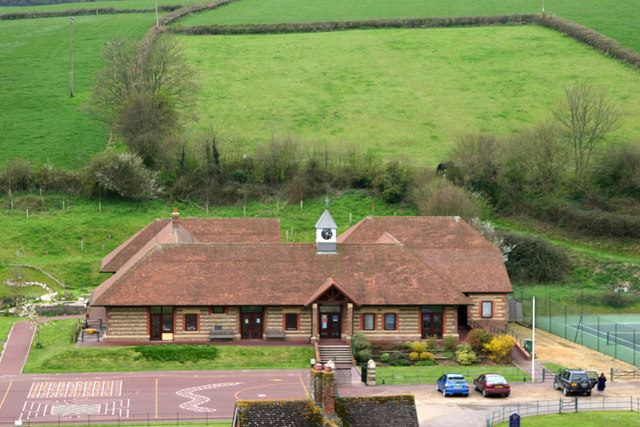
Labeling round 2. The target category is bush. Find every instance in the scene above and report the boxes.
[373,161,411,203]
[592,142,640,198]
[442,335,457,352]
[410,341,427,354]
[388,356,411,367]
[352,333,372,352]
[83,152,161,200]
[426,335,438,352]
[400,341,413,350]
[443,351,454,359]
[415,360,435,366]
[483,335,516,364]
[355,349,373,363]
[466,329,494,353]
[501,231,570,283]
[412,178,483,221]
[380,353,390,363]
[134,344,218,362]
[408,351,420,362]
[420,352,435,361]
[455,343,477,365]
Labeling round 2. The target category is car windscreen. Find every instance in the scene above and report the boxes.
[486,376,507,385]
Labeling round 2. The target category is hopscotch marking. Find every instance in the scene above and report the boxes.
[176,382,242,412]
[29,381,121,399]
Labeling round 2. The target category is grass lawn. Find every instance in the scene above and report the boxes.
[175,0,640,53]
[494,411,640,427]
[23,319,315,373]
[182,25,640,166]
[0,316,21,341]
[0,191,411,296]
[0,14,152,169]
[541,362,567,374]
[376,365,530,385]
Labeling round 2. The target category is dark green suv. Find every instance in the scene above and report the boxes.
[553,369,593,396]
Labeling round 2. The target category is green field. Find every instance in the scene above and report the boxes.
[176,0,640,53]
[182,25,640,164]
[24,319,315,372]
[0,14,152,169]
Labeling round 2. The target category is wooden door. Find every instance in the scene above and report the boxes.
[422,312,443,338]
[319,312,341,339]
[150,313,161,340]
[241,313,263,339]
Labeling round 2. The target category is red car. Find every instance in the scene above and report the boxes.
[473,374,510,397]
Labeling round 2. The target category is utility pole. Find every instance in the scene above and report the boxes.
[69,16,74,97]
[155,0,159,29]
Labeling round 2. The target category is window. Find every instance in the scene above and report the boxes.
[384,313,397,330]
[481,301,493,318]
[185,314,197,331]
[285,313,298,331]
[212,306,224,313]
[363,314,375,330]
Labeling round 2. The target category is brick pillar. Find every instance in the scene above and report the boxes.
[322,371,336,416]
[312,304,319,340]
[311,369,323,405]
[345,303,353,338]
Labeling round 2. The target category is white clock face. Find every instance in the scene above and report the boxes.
[321,228,333,240]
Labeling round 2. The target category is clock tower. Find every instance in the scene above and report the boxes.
[315,209,337,254]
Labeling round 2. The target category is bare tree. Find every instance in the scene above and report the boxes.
[552,83,621,180]
[88,33,198,168]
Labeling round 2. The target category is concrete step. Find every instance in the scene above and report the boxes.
[318,345,352,363]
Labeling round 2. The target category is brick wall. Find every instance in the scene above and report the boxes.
[352,306,420,341]
[105,307,148,342]
[467,293,508,329]
[265,306,312,341]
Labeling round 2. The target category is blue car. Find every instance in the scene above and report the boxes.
[437,373,469,397]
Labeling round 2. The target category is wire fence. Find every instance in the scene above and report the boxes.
[516,290,640,367]
[486,396,640,426]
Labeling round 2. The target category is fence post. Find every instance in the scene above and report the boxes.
[615,323,618,360]
[611,367,614,382]
[597,316,600,352]
[575,396,578,413]
[559,398,562,414]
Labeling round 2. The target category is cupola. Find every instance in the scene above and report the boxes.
[315,209,337,254]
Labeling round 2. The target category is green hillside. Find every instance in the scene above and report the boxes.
[183,25,640,164]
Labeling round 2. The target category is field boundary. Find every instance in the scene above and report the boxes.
[0,5,181,20]
[164,12,640,69]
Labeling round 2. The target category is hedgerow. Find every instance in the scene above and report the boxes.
[134,344,218,362]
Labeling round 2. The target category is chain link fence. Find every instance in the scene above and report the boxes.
[515,290,640,367]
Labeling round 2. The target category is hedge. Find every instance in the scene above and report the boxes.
[0,5,181,20]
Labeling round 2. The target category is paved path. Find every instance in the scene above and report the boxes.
[0,315,82,376]
[0,322,34,376]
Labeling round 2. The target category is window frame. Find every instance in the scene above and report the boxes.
[384,313,397,331]
[184,313,198,331]
[362,313,376,331]
[284,313,299,331]
[481,301,493,318]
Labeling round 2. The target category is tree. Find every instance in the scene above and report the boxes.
[88,33,198,168]
[552,83,621,180]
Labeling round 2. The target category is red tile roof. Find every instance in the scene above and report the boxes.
[91,243,469,307]
[338,216,512,293]
[100,218,281,273]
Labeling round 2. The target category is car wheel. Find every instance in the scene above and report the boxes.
[504,393,510,398]
[443,392,449,398]
[474,383,478,391]
[586,391,591,396]
[563,386,569,396]
[463,394,468,397]
[553,381,559,390]
[483,388,488,397]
